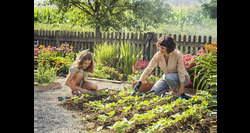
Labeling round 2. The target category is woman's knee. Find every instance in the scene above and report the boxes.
[151,79,169,95]
[165,74,175,83]
[165,74,178,89]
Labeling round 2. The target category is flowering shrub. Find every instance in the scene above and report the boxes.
[36,42,77,75]
[132,58,148,74]
[205,41,217,54]
[129,58,158,83]
[192,41,217,92]
[182,49,206,88]
[37,42,74,58]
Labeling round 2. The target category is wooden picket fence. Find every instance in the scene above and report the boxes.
[34,30,213,60]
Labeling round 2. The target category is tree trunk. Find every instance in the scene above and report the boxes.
[95,26,101,43]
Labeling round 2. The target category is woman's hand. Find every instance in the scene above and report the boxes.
[133,81,142,90]
[170,82,185,97]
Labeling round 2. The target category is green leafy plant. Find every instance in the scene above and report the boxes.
[122,104,133,113]
[108,118,134,133]
[94,41,120,68]
[118,41,142,77]
[108,111,115,118]
[193,42,217,92]
[98,114,108,124]
[37,61,58,85]
[88,63,124,80]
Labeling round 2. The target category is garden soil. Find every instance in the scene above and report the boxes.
[34,76,131,133]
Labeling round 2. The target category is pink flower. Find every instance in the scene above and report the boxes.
[56,48,62,51]
[186,54,191,57]
[187,80,192,86]
[192,73,197,78]
[185,65,189,69]
[132,66,136,73]
[197,48,206,56]
[132,58,149,73]
[190,63,196,67]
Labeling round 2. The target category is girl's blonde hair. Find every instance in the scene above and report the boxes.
[72,50,95,73]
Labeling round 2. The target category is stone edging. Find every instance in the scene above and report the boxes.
[86,77,127,84]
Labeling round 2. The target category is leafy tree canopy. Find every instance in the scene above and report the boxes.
[44,0,172,33]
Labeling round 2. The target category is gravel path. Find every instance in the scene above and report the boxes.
[34,76,131,133]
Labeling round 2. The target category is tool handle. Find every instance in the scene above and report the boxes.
[145,41,150,57]
[131,90,137,96]
[131,81,142,96]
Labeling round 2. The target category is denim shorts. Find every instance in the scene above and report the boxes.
[150,73,189,96]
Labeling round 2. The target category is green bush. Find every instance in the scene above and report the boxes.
[37,61,58,85]
[94,41,120,68]
[89,63,123,81]
[193,43,217,93]
[119,41,142,76]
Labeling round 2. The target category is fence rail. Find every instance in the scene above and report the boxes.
[34,30,212,60]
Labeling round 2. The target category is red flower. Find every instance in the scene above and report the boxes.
[186,80,192,86]
[190,63,196,67]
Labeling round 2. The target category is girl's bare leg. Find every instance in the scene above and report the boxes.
[70,72,84,94]
[81,80,98,91]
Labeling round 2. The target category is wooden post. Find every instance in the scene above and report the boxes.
[149,33,156,60]
[55,30,60,47]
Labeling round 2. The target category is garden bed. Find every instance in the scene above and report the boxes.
[59,87,216,132]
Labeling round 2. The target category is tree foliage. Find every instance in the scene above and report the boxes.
[200,0,217,19]
[44,0,172,33]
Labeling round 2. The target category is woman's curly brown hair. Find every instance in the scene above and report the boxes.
[156,35,176,54]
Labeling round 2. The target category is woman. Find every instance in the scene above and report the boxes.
[134,35,190,97]
[65,51,98,94]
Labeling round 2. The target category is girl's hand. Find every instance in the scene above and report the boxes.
[78,87,89,92]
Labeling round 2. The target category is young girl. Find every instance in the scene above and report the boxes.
[65,51,98,94]
[134,35,190,97]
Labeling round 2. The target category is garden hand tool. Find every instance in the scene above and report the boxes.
[173,95,185,99]
[131,81,142,96]
[144,32,154,61]
[58,96,71,101]
[172,93,192,100]
[181,93,191,100]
